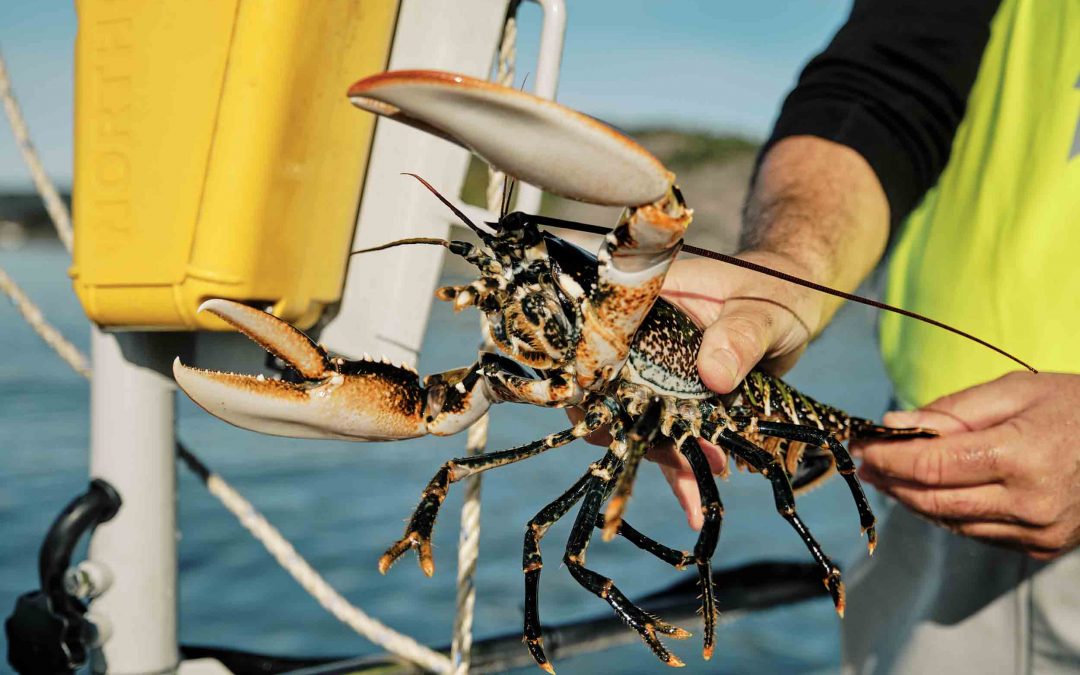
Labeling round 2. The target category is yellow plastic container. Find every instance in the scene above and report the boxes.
[71,0,399,330]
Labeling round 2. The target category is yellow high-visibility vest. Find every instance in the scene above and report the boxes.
[880,0,1080,408]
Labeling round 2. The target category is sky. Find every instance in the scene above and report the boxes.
[0,1,851,189]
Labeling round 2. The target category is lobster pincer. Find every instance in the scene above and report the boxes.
[173,299,493,441]
[347,71,692,392]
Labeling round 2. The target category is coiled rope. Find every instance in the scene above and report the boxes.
[177,446,452,673]
[1,46,469,673]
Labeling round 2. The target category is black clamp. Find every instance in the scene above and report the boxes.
[5,479,122,674]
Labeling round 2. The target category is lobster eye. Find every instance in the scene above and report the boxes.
[499,211,529,232]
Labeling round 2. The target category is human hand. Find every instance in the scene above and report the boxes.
[854,371,1080,561]
[646,135,890,529]
[649,252,828,529]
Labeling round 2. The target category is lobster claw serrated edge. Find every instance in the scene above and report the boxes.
[174,300,429,441]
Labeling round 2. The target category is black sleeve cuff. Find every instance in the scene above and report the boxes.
[762,0,1001,229]
[765,99,925,230]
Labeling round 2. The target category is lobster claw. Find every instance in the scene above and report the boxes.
[173,300,428,441]
[347,70,672,207]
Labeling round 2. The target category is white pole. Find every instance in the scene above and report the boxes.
[515,0,567,216]
[88,328,181,674]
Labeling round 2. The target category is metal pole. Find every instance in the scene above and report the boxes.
[514,0,566,216]
[88,328,184,674]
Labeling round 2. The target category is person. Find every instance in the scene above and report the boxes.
[651,0,1080,671]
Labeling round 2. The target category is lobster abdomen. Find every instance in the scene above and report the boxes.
[627,298,711,396]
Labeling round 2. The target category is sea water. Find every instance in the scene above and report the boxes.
[0,241,894,673]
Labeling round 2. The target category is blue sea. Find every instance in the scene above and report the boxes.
[0,241,896,673]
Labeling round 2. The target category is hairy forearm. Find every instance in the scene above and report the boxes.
[740,135,891,332]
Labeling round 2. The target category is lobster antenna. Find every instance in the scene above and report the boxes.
[526,213,1037,373]
[350,237,453,255]
[492,72,527,221]
[401,173,493,239]
[501,176,517,220]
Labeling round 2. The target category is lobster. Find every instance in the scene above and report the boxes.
[173,70,1030,670]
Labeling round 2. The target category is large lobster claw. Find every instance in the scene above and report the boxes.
[350,70,692,391]
[347,70,672,207]
[174,300,476,441]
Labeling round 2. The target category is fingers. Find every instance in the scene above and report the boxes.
[848,408,966,458]
[696,438,729,475]
[861,373,1080,562]
[953,522,1075,561]
[565,407,613,447]
[645,438,684,470]
[859,415,1075,560]
[887,371,1036,433]
[863,478,1014,522]
[664,255,819,395]
[646,438,726,474]
[659,462,703,531]
[650,439,727,531]
[880,409,970,435]
[863,471,1070,558]
[697,299,781,394]
[858,425,1012,487]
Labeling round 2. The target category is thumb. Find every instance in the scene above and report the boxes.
[697,300,781,394]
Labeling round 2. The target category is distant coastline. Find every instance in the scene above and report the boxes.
[0,190,71,248]
[1,127,759,254]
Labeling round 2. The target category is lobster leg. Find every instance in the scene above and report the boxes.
[523,453,616,673]
[383,397,618,576]
[562,482,690,668]
[600,437,648,541]
[382,406,612,577]
[593,516,694,569]
[754,421,878,554]
[480,354,584,408]
[562,403,691,669]
[711,426,846,616]
[523,460,697,673]
[673,425,724,661]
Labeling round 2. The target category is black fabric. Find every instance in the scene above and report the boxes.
[765,0,1002,227]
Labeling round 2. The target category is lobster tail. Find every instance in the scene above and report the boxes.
[848,417,938,441]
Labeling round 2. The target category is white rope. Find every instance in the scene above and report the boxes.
[0,49,87,377]
[450,414,488,675]
[0,45,453,673]
[204,468,453,673]
[451,15,518,674]
[0,266,452,669]
[0,264,91,378]
[0,50,74,253]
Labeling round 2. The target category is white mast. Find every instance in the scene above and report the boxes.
[88,329,187,673]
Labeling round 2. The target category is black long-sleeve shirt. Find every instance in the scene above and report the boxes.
[766,0,1002,227]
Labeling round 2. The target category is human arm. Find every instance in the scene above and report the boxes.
[654,135,890,528]
[654,0,1002,529]
[854,372,1080,561]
